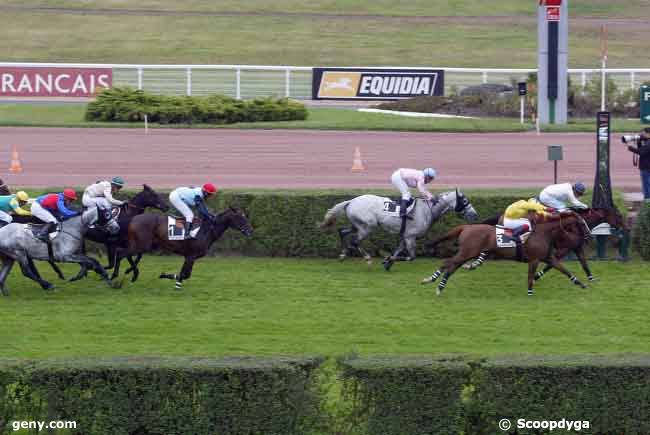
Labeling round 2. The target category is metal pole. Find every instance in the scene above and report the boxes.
[186,67,192,96]
[554,160,558,184]
[236,68,241,100]
[520,96,525,124]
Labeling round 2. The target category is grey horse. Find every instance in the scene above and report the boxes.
[0,206,119,295]
[319,189,478,269]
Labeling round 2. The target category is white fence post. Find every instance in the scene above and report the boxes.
[137,67,143,90]
[285,68,291,98]
[631,71,636,89]
[482,71,488,84]
[186,67,192,96]
[236,68,241,100]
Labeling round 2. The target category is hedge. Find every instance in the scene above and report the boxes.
[637,202,650,260]
[17,188,631,258]
[85,87,307,124]
[340,355,650,435]
[0,357,324,435]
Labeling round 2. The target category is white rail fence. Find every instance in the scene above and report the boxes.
[2,63,650,99]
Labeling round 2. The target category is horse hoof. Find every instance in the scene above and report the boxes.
[338,255,346,262]
[436,288,442,296]
[421,277,432,285]
[42,283,55,291]
[365,259,373,266]
[588,276,597,282]
[383,261,393,271]
[527,290,534,296]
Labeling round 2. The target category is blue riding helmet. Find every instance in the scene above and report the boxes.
[423,168,437,179]
[573,182,586,194]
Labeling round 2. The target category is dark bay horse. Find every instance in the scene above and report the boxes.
[421,212,587,296]
[112,207,253,289]
[533,207,624,282]
[85,184,169,269]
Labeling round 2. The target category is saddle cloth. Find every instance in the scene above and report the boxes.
[167,216,200,240]
[495,226,530,248]
[382,199,416,216]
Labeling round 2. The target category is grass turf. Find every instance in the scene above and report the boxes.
[0,104,645,132]
[1,256,648,359]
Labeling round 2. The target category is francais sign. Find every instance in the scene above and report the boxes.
[0,67,112,97]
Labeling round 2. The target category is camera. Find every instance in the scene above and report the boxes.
[621,134,641,144]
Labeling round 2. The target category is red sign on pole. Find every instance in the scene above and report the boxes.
[546,6,560,21]
[0,67,112,97]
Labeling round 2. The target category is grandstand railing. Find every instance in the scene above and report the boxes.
[2,62,650,100]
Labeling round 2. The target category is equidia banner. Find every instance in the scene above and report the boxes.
[312,68,444,100]
[0,67,112,97]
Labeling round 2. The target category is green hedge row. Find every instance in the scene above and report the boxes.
[85,87,307,124]
[340,355,650,435]
[0,357,324,435]
[3,356,650,434]
[21,188,636,258]
[637,202,650,260]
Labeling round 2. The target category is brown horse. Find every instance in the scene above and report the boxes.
[112,207,253,289]
[533,207,625,282]
[466,207,624,284]
[422,212,587,296]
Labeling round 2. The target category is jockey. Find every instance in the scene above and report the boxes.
[169,183,218,239]
[82,177,126,210]
[504,198,554,243]
[390,167,436,238]
[537,182,588,211]
[31,189,79,242]
[0,191,31,227]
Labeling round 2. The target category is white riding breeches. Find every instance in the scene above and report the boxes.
[31,202,58,224]
[0,210,12,224]
[391,171,412,201]
[503,217,531,231]
[82,194,111,210]
[170,191,194,222]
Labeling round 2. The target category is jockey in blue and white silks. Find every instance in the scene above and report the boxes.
[537,182,588,211]
[169,183,217,239]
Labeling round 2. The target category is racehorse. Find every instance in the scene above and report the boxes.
[319,189,478,269]
[84,184,169,269]
[464,207,624,283]
[0,206,119,295]
[112,207,253,289]
[421,212,588,296]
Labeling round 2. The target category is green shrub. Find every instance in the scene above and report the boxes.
[0,357,324,435]
[85,87,307,124]
[637,202,650,260]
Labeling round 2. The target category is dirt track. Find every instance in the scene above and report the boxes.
[0,128,640,192]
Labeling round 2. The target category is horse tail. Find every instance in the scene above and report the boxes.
[429,225,465,247]
[319,200,353,232]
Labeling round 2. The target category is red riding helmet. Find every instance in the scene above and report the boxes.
[202,183,217,195]
[63,189,77,200]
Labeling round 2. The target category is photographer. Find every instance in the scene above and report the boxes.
[623,127,650,200]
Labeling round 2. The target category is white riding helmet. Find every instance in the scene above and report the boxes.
[423,168,437,179]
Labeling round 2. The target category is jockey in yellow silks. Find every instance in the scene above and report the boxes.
[503,199,554,241]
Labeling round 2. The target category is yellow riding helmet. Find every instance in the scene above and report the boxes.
[15,191,29,201]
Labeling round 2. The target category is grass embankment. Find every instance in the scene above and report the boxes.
[0,104,645,132]
[1,257,648,358]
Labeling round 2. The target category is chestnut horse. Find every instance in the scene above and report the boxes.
[422,212,587,296]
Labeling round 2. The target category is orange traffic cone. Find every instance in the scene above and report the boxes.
[9,145,22,174]
[351,146,365,172]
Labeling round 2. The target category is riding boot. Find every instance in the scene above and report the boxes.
[399,199,409,238]
[184,221,194,240]
[510,226,526,261]
[36,222,57,243]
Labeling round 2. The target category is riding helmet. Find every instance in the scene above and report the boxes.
[423,168,437,179]
[15,191,29,201]
[111,176,126,187]
[63,189,77,200]
[202,183,217,195]
[573,182,586,194]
